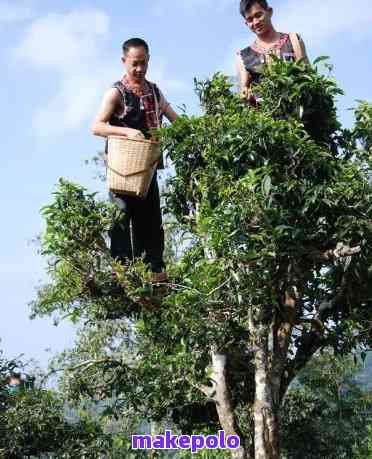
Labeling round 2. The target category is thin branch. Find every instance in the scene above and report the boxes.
[189,380,216,398]
[310,242,361,262]
[68,358,121,372]
[165,282,203,294]
[207,277,232,297]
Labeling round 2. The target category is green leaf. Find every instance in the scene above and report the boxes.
[313,55,330,65]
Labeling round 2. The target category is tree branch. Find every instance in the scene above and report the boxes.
[210,351,248,459]
[310,242,361,262]
[68,358,122,372]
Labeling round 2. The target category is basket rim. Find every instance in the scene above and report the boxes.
[108,135,159,146]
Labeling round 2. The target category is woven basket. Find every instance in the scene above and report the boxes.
[107,136,161,199]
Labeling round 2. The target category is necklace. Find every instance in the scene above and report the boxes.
[253,33,287,55]
[123,76,148,96]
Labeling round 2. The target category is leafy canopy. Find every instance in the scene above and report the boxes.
[32,58,372,443]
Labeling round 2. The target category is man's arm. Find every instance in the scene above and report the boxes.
[158,89,177,123]
[236,53,254,102]
[163,104,177,123]
[91,88,144,139]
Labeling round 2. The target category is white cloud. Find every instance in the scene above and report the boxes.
[276,0,372,46]
[32,71,114,135]
[0,1,32,23]
[148,59,188,93]
[151,0,231,16]
[12,8,112,135]
[13,9,109,70]
[12,8,185,136]
[33,60,187,136]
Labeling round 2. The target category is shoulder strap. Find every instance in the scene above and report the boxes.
[152,83,161,102]
[289,32,305,61]
[112,80,125,95]
[112,80,128,109]
[147,81,160,101]
[149,82,161,128]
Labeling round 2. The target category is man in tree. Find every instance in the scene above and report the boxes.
[236,0,308,103]
[92,38,177,282]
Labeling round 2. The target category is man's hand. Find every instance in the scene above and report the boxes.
[124,128,145,139]
[240,87,257,105]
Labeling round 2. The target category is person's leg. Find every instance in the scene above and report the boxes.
[144,175,166,273]
[131,174,165,273]
[109,192,134,263]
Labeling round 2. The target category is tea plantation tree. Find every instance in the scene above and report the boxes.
[282,353,372,459]
[0,348,112,458]
[32,58,372,459]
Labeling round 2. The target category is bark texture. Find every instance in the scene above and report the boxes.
[211,351,249,459]
[249,308,280,459]
[253,325,279,459]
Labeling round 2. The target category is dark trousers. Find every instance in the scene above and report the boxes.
[109,174,165,273]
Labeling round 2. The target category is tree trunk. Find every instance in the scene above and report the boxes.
[271,291,296,405]
[211,351,250,459]
[250,317,280,459]
[200,232,251,458]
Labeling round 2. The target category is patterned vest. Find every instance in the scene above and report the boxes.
[240,33,297,85]
[109,80,161,134]
[108,80,164,168]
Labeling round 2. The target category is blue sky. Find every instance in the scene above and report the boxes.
[1,0,372,368]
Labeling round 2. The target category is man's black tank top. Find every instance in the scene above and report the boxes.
[109,80,161,133]
[240,33,297,85]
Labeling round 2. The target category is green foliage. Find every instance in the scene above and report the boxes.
[0,347,112,458]
[0,389,108,457]
[353,424,372,459]
[41,178,113,259]
[0,348,24,413]
[256,56,342,146]
[31,179,160,323]
[353,100,372,152]
[32,59,372,457]
[282,353,372,459]
[159,66,372,354]
[0,348,23,386]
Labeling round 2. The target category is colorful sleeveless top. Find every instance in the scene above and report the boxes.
[109,77,162,134]
[239,33,297,85]
[107,77,165,167]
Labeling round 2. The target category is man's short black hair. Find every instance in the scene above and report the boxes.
[240,0,269,17]
[122,38,149,55]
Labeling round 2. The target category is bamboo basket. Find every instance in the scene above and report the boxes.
[107,136,161,199]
